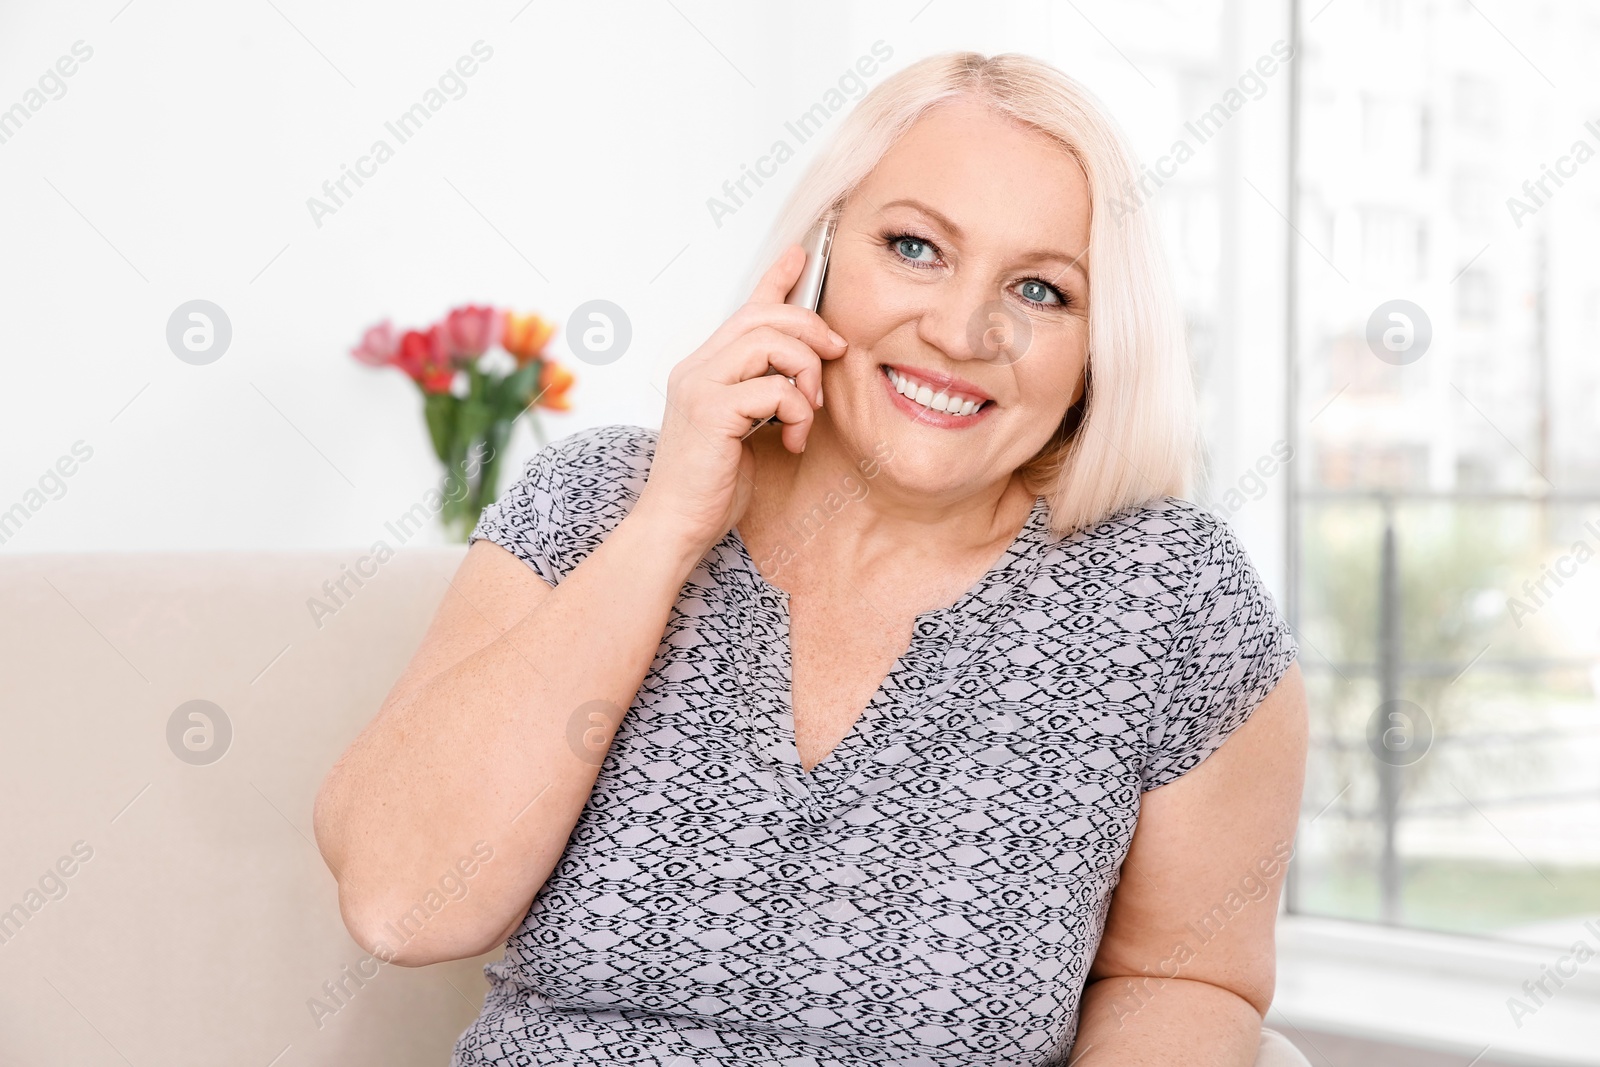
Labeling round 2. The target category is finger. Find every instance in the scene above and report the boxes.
[779,409,812,456]
[725,303,849,365]
[747,244,806,307]
[690,304,846,379]
[725,374,814,443]
[714,327,824,408]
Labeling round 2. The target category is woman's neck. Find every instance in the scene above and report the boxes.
[737,420,1036,599]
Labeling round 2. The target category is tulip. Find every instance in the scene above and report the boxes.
[535,360,575,411]
[351,320,398,367]
[398,326,456,394]
[418,361,456,395]
[442,305,500,362]
[502,311,557,365]
[395,328,433,379]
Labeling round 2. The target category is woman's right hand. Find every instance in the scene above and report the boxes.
[632,243,850,558]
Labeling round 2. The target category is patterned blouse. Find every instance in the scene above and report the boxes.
[452,423,1298,1066]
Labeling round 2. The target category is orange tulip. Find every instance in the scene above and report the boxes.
[502,311,557,365]
[535,360,575,411]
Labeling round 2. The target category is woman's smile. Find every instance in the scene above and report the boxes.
[877,362,997,428]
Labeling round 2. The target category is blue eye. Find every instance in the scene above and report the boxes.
[884,230,1071,308]
[1016,279,1063,306]
[894,236,936,262]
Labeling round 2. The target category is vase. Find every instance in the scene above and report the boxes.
[424,359,547,542]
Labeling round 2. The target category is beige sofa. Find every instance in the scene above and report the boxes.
[0,547,493,1066]
[0,548,1307,1066]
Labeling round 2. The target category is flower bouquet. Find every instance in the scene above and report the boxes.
[351,304,575,541]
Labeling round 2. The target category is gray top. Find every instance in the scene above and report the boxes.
[453,424,1297,1067]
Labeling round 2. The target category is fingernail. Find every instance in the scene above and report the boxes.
[817,385,825,407]
[828,330,847,348]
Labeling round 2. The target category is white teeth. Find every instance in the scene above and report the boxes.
[886,368,985,417]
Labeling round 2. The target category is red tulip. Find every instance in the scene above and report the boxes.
[351,320,399,367]
[395,329,432,378]
[398,326,456,395]
[442,305,501,362]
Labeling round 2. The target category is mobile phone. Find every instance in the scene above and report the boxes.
[748,217,836,432]
[785,216,835,311]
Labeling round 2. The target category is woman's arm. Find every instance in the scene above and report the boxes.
[1068,661,1308,1066]
[312,512,705,967]
[313,247,841,969]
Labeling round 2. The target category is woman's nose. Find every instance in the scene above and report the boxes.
[914,278,1032,367]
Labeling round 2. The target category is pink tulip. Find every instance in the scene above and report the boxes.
[351,320,399,367]
[441,305,501,362]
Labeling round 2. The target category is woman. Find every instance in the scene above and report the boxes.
[314,51,1309,1066]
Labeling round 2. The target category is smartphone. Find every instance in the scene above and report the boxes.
[785,216,836,311]
[748,217,836,432]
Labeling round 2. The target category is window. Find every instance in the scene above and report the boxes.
[1289,0,1600,949]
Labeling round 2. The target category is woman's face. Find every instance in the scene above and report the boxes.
[817,95,1091,502]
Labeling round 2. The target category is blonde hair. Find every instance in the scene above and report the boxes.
[749,51,1198,539]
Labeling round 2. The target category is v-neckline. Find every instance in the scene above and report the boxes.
[724,495,1049,804]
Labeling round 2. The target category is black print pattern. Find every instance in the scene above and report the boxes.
[452,424,1297,1067]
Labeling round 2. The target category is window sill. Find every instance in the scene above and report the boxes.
[1272,915,1600,1066]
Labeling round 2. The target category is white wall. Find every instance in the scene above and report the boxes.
[0,0,1288,569]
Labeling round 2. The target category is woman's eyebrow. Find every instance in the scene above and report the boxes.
[879,197,965,237]
[1017,247,1089,285]
[878,197,1088,284]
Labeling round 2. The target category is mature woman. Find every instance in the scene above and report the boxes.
[314,51,1309,1067]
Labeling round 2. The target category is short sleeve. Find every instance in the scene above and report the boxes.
[1141,520,1299,791]
[469,424,656,587]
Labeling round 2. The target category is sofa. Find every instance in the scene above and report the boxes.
[0,547,1308,1065]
